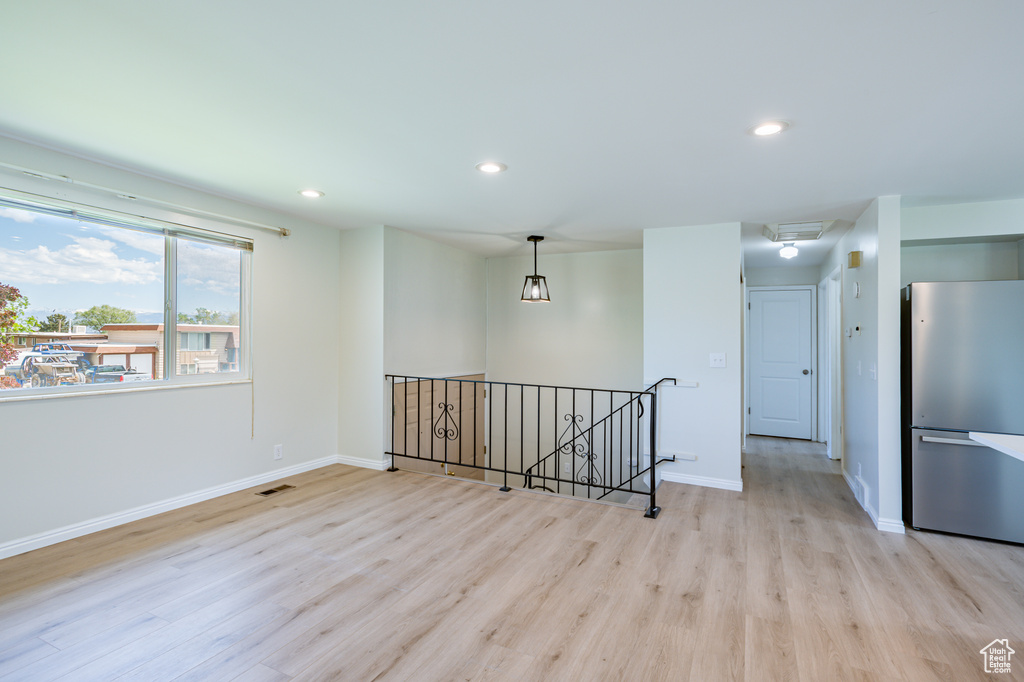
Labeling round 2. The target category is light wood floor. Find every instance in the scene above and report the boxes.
[1,437,1023,681]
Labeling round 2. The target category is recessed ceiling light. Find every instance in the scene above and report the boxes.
[751,120,790,136]
[299,189,324,198]
[475,161,507,174]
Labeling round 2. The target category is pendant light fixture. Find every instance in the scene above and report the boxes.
[521,235,550,302]
[779,242,799,259]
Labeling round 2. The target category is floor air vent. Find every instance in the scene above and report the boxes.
[256,484,295,497]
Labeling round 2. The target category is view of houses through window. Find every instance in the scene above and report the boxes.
[0,198,248,392]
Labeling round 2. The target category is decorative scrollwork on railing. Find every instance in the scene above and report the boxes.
[557,413,603,486]
[558,414,589,457]
[433,402,459,441]
[575,453,602,486]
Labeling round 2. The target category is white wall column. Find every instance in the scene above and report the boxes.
[876,196,903,527]
[643,223,743,491]
[338,226,386,467]
[817,196,904,533]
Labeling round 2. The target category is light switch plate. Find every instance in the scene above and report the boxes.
[709,353,726,368]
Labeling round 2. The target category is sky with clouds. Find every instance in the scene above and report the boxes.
[0,205,241,322]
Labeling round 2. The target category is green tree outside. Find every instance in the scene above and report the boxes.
[178,308,239,325]
[1,282,38,365]
[38,313,70,333]
[74,305,137,332]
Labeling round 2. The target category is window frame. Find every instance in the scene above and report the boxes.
[0,194,253,399]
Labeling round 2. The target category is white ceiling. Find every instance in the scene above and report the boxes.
[2,1,1023,263]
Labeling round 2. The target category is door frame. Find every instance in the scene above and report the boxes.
[823,265,844,460]
[817,278,827,443]
[744,285,818,440]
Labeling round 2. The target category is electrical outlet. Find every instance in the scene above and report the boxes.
[273,444,283,461]
[563,462,571,474]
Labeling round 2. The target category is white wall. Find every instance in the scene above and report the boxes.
[0,137,343,553]
[901,241,1019,287]
[745,265,822,287]
[644,223,742,490]
[338,227,385,466]
[902,197,1024,241]
[486,249,643,389]
[901,197,1024,287]
[384,227,486,377]
[482,249,643,491]
[817,197,903,531]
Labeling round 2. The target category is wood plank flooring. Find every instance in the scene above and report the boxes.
[1,436,1023,680]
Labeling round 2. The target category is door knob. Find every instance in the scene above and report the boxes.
[802,369,810,375]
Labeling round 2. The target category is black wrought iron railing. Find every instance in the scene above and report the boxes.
[384,375,676,518]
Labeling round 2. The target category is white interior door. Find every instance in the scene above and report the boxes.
[749,288,814,439]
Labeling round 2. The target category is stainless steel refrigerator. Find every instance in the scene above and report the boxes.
[902,280,1024,544]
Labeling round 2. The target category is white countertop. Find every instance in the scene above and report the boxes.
[969,432,1024,464]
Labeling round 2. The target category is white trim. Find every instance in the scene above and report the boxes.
[338,454,390,471]
[660,471,743,492]
[827,265,844,460]
[876,517,906,534]
[743,286,754,437]
[0,164,289,238]
[816,278,828,442]
[0,456,341,560]
[0,379,252,403]
[842,466,853,488]
[842,467,905,534]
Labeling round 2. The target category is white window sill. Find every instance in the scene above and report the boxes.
[0,378,252,403]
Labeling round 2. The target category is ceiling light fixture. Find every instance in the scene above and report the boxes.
[521,236,550,302]
[779,242,799,259]
[751,120,790,136]
[299,189,324,198]
[475,161,507,174]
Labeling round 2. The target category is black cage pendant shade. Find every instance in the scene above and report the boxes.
[521,235,550,302]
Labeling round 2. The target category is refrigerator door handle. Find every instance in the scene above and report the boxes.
[920,436,987,447]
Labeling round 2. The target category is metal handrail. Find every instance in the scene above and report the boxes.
[595,456,677,501]
[384,375,675,518]
[523,378,676,486]
[389,374,663,395]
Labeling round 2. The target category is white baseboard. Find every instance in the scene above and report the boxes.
[842,467,905,534]
[842,466,854,490]
[875,517,906,534]
[0,455,342,561]
[337,454,389,471]
[660,471,743,492]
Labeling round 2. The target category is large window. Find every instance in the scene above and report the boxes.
[0,195,251,394]
[175,240,243,376]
